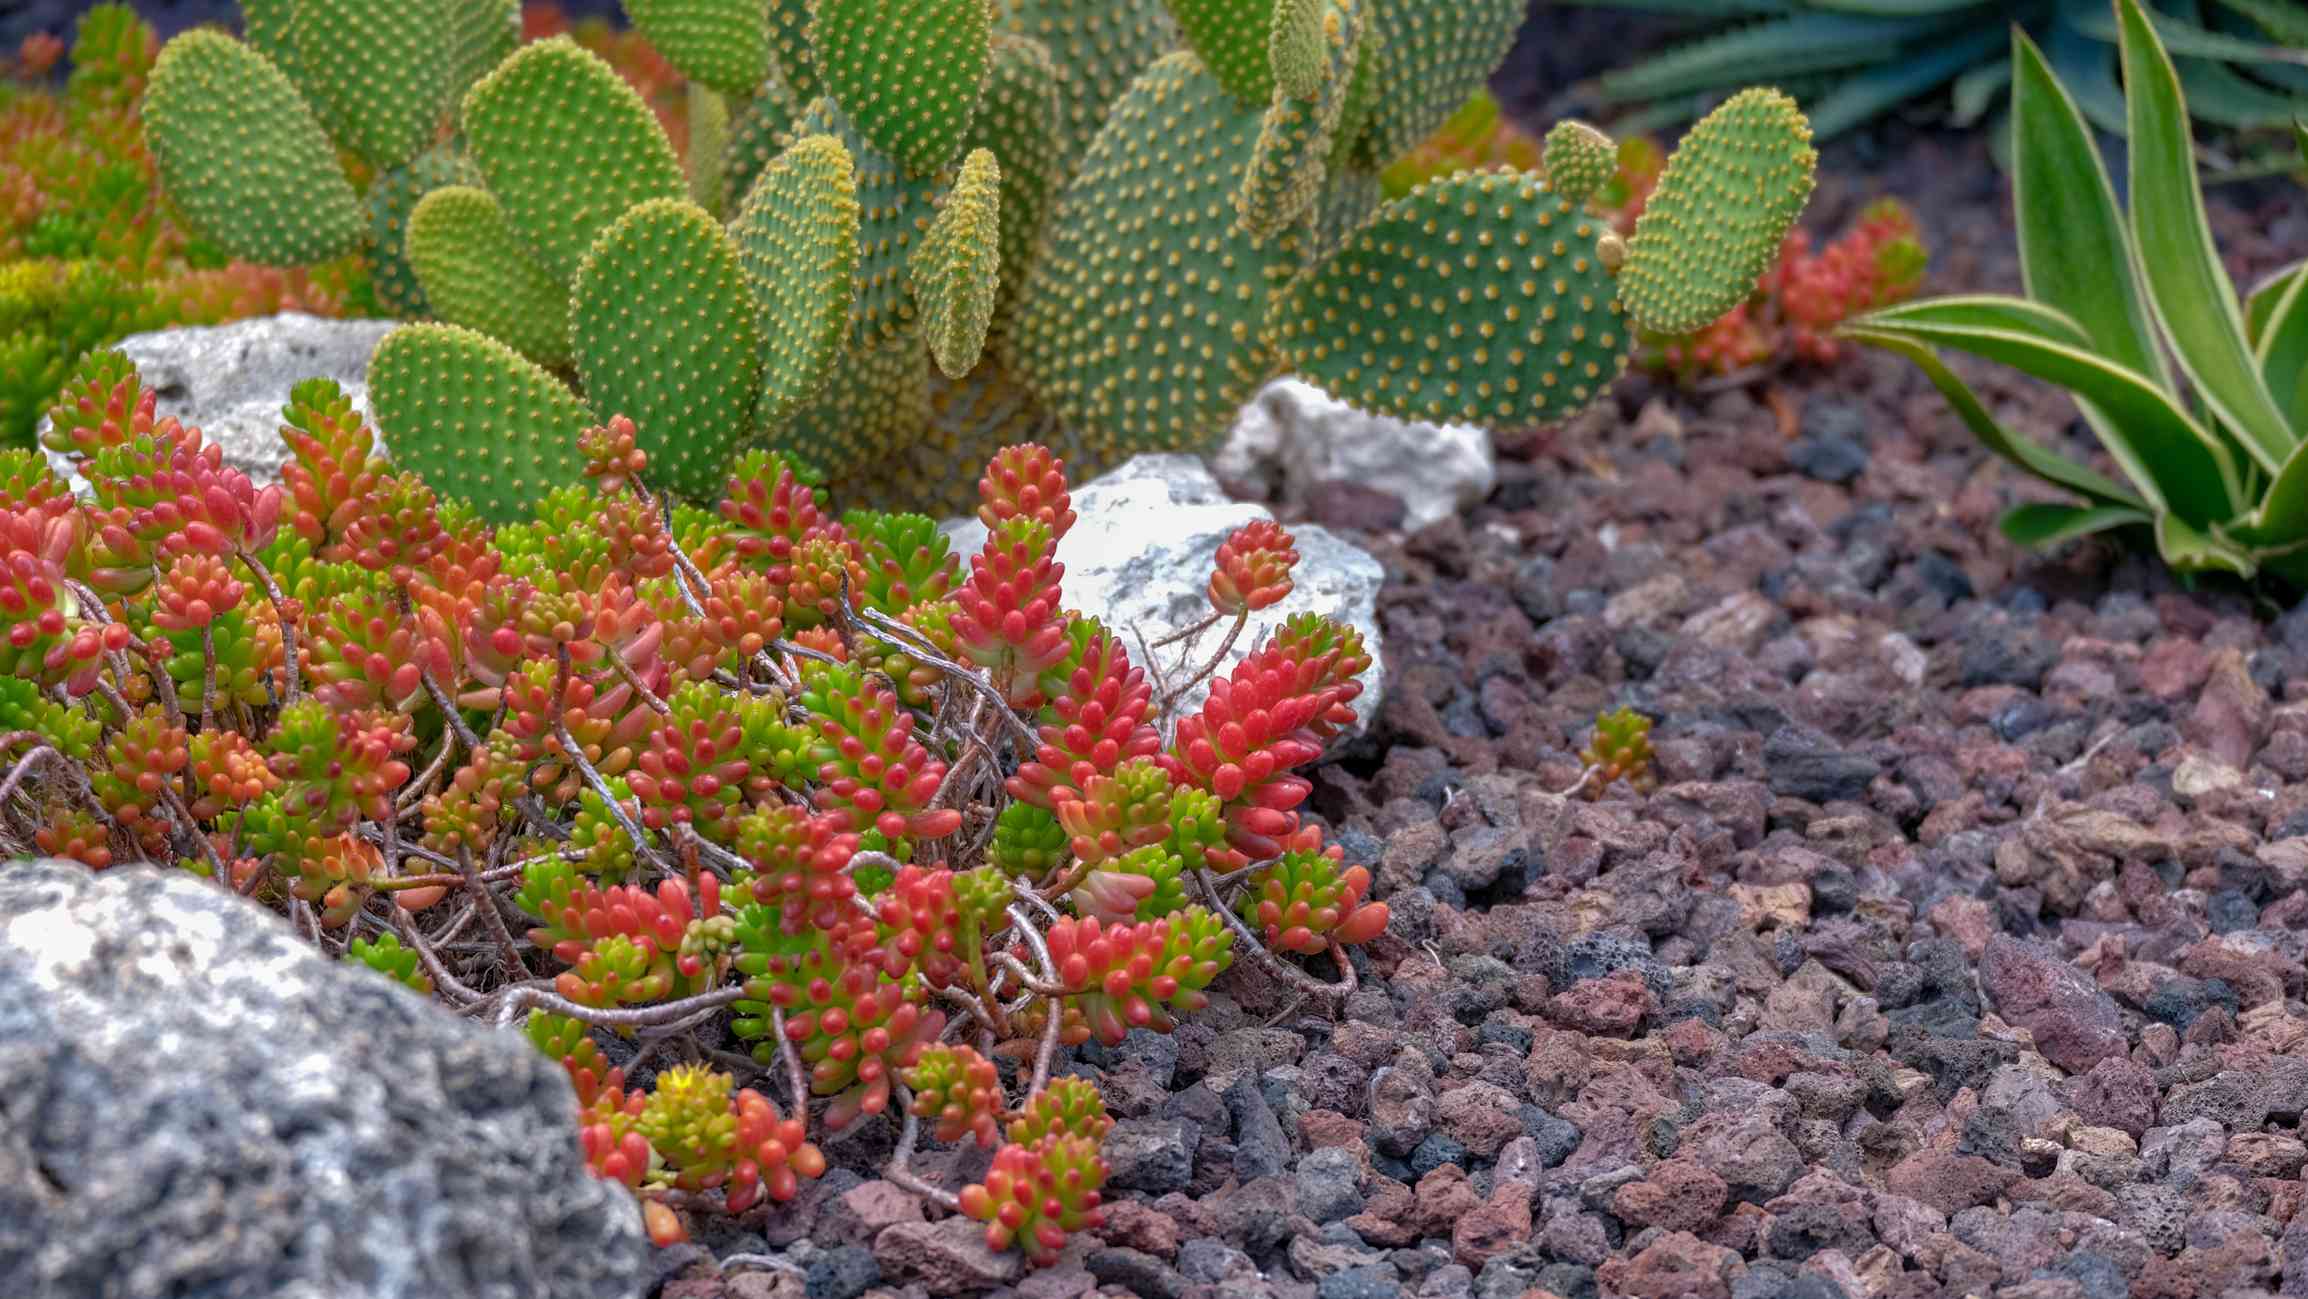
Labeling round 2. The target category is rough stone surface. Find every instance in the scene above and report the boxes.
[0,860,649,1299]
[944,454,1387,738]
[872,1218,1024,1293]
[38,313,400,493]
[1217,378,1497,531]
[1978,934,2129,1073]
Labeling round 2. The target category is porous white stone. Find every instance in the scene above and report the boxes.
[1217,378,1496,531]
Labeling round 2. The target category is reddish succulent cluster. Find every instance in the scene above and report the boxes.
[1,350,1386,1261]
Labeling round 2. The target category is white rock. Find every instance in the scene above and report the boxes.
[943,454,1387,740]
[1216,378,1495,531]
[38,312,400,492]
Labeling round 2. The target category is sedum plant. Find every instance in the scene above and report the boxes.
[2,349,1394,1261]
[1564,0,2308,159]
[1849,0,2308,586]
[141,0,1818,521]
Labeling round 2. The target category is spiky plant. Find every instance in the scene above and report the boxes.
[141,0,1817,522]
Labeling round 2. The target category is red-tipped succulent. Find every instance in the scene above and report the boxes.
[1207,519,1298,617]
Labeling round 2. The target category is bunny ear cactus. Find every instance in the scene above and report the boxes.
[1849,0,2308,586]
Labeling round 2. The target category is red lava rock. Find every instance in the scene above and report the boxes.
[1435,1080,1526,1157]
[1978,933,2129,1073]
[1547,971,1653,1037]
[1596,1230,1746,1299]
[1883,1150,2019,1214]
[1095,1200,1179,1259]
[1612,1159,1730,1233]
[1407,1164,1484,1240]
[1451,1177,1534,1270]
[2186,648,2271,770]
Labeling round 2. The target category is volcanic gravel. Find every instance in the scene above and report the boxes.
[641,105,2308,1299]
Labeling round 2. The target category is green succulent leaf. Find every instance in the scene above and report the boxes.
[1999,501,2154,549]
[2116,0,2296,474]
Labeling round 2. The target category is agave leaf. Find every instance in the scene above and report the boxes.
[2176,55,2308,127]
[2216,0,2308,45]
[2156,512,2258,575]
[2248,260,2305,342]
[2118,0,2296,474]
[1839,323,2147,511]
[2073,4,2308,65]
[1952,55,2014,125]
[1853,295,2241,523]
[2012,26,2168,385]
[2047,16,2131,135]
[2236,429,2308,544]
[2256,267,2308,431]
[1595,12,1959,101]
[1806,26,2006,139]
[2000,501,2155,547]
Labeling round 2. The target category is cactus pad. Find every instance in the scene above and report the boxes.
[627,0,772,99]
[810,0,993,176]
[289,0,458,171]
[143,31,364,266]
[1166,0,1285,106]
[1269,0,1326,100]
[793,99,943,351]
[369,324,592,525]
[1621,88,1816,337]
[364,148,480,318]
[1266,170,1629,428]
[408,185,573,368]
[462,37,688,282]
[998,0,1177,161]
[765,0,822,102]
[1235,0,1364,243]
[724,77,808,213]
[914,149,1004,380]
[572,199,764,500]
[779,328,931,485]
[1348,0,1522,167]
[1542,120,1615,206]
[447,0,520,106]
[730,134,861,433]
[967,33,1062,340]
[1014,52,1308,461]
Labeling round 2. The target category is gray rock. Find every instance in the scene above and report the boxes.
[1228,1070,1293,1181]
[806,1243,882,1299]
[1297,1146,1367,1223]
[0,860,649,1299]
[1317,1263,1408,1299]
[943,454,1387,739]
[39,313,400,494]
[1086,1247,1191,1299]
[1978,934,2128,1074]
[1217,379,1496,532]
[1106,1117,1200,1195]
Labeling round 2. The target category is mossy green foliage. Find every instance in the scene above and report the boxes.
[1622,88,1817,336]
[142,31,365,266]
[0,261,171,448]
[1268,170,1629,427]
[408,185,572,367]
[811,0,993,177]
[627,0,773,99]
[1013,52,1306,460]
[288,0,459,171]
[368,324,592,526]
[462,37,688,283]
[572,199,764,499]
[730,134,862,432]
[913,149,1004,380]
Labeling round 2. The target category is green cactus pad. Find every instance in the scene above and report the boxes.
[369,324,592,525]
[1348,0,1521,167]
[363,148,479,318]
[689,84,733,213]
[462,37,688,282]
[809,0,993,177]
[447,0,520,106]
[778,327,930,484]
[1315,163,1381,257]
[766,0,822,102]
[289,0,458,171]
[1621,87,1815,337]
[914,149,1003,379]
[1166,0,1283,106]
[627,0,772,99]
[1269,0,1325,100]
[730,134,860,433]
[1542,120,1616,206]
[1235,0,1364,243]
[998,0,1177,161]
[838,358,1065,512]
[792,99,944,351]
[572,199,764,500]
[724,77,808,213]
[1266,170,1629,428]
[408,185,573,367]
[1014,52,1308,459]
[967,34,1061,344]
[143,31,365,267]
[240,0,302,89]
